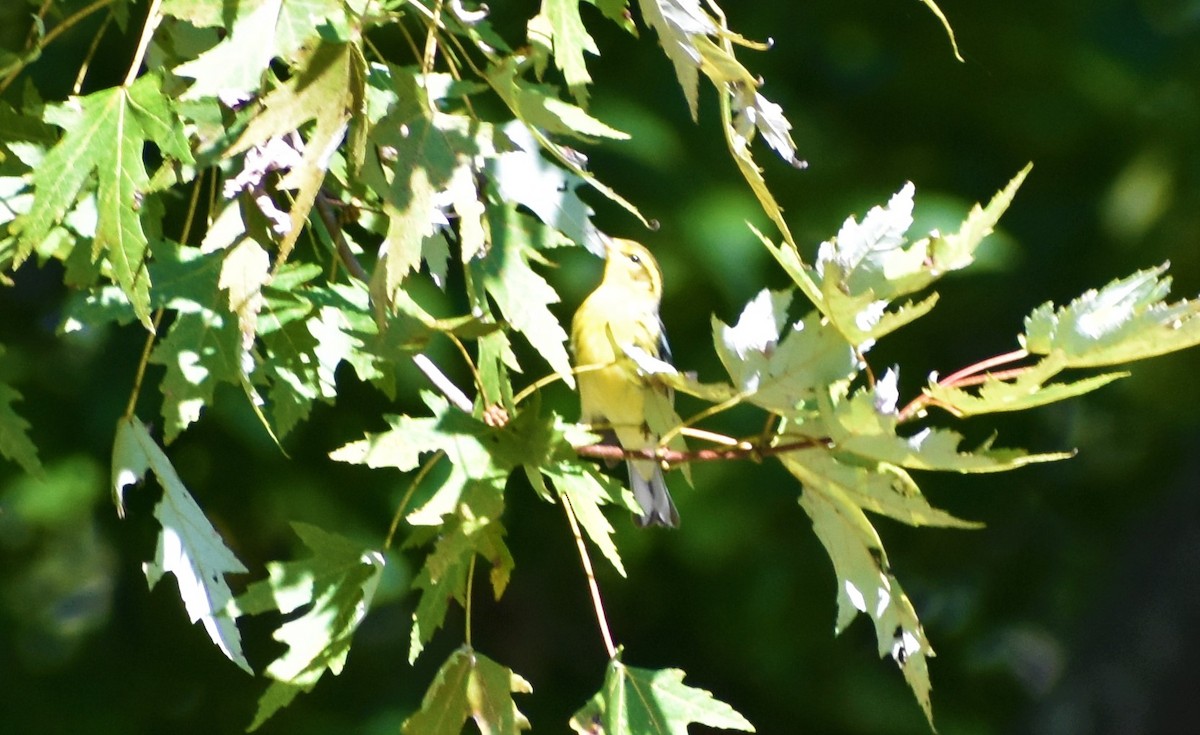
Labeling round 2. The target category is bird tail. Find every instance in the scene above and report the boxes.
[627,459,679,528]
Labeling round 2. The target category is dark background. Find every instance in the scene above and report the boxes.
[3,1,1199,733]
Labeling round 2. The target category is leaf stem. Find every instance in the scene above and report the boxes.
[562,493,616,658]
[123,309,165,420]
[384,450,445,550]
[445,332,488,407]
[420,0,445,75]
[464,554,476,648]
[897,348,1031,421]
[679,427,744,447]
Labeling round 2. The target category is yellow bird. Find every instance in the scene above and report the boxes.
[571,238,679,527]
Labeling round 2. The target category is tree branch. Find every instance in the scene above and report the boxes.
[574,436,832,465]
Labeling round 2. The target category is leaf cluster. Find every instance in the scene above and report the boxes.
[3,1,1200,733]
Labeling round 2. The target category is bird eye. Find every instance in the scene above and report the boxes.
[629,254,641,264]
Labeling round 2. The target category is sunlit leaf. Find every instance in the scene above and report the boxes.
[713,289,858,412]
[780,449,979,529]
[795,480,935,728]
[173,0,348,101]
[224,40,362,264]
[529,0,599,106]
[823,381,1073,472]
[924,351,1128,417]
[227,522,384,730]
[472,205,576,387]
[487,57,629,140]
[570,655,755,734]
[403,647,531,735]
[12,75,194,328]
[1022,263,1200,367]
[111,416,250,673]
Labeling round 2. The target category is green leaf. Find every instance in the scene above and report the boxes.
[795,481,935,728]
[13,75,194,328]
[1021,263,1200,367]
[225,40,362,263]
[333,393,554,662]
[529,0,599,106]
[226,522,385,730]
[473,205,576,387]
[777,167,1029,347]
[780,449,980,529]
[409,484,514,663]
[364,65,485,295]
[823,380,1073,472]
[218,238,271,353]
[924,351,1128,417]
[486,57,629,140]
[256,281,383,437]
[546,463,636,576]
[149,284,244,443]
[173,0,348,101]
[0,367,41,475]
[570,656,755,734]
[713,289,858,413]
[403,647,531,735]
[634,0,717,119]
[489,122,602,251]
[111,416,251,673]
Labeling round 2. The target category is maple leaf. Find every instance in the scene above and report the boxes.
[111,416,250,673]
[571,655,754,734]
[12,74,193,328]
[0,358,41,475]
[227,522,385,730]
[403,647,531,735]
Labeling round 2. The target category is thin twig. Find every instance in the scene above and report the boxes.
[562,493,616,658]
[413,354,474,413]
[72,9,113,94]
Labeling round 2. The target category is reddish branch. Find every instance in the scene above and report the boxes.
[574,437,831,465]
